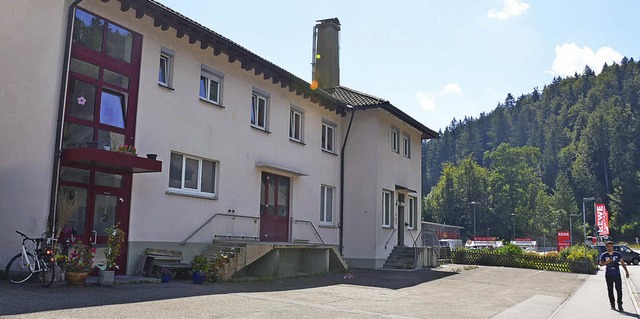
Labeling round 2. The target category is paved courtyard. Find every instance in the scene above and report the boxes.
[0,265,595,319]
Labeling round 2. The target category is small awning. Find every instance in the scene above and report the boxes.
[255,162,308,177]
[395,184,417,193]
[61,148,162,173]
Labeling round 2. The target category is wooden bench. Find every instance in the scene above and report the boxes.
[142,248,192,278]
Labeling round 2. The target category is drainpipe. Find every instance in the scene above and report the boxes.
[339,108,355,255]
[48,0,84,237]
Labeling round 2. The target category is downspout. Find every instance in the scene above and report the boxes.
[339,108,355,255]
[48,0,84,237]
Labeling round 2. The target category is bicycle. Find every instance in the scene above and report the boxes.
[5,231,56,287]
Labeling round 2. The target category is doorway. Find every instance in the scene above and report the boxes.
[57,167,130,274]
[397,193,405,246]
[259,172,290,242]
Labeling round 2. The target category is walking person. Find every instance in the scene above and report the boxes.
[599,241,630,311]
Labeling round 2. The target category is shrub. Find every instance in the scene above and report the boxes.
[495,243,523,255]
[545,251,559,259]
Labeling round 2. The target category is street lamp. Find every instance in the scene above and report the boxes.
[487,227,490,237]
[510,213,516,239]
[583,197,595,244]
[569,214,580,245]
[468,201,480,238]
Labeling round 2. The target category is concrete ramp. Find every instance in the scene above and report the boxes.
[205,241,348,280]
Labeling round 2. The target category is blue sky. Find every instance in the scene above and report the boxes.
[157,0,638,131]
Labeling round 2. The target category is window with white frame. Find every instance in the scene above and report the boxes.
[320,185,334,224]
[169,152,217,195]
[199,65,223,104]
[251,92,268,130]
[322,120,336,153]
[289,106,303,142]
[382,190,394,227]
[403,133,411,158]
[408,196,417,229]
[391,127,399,153]
[158,47,174,87]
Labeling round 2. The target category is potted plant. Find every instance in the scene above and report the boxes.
[97,223,125,287]
[117,144,137,155]
[65,240,95,287]
[191,255,209,284]
[207,252,229,282]
[160,268,172,283]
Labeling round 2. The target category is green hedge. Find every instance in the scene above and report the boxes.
[451,248,598,274]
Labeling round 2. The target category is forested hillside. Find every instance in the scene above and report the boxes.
[422,57,640,242]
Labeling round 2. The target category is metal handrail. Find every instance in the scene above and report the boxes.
[410,230,422,268]
[384,229,397,249]
[181,213,259,245]
[293,219,325,244]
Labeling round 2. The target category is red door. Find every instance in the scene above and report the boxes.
[259,173,290,242]
[57,168,131,274]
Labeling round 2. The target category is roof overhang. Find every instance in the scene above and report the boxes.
[104,0,347,116]
[359,102,439,139]
[395,184,417,193]
[61,148,162,173]
[255,162,308,177]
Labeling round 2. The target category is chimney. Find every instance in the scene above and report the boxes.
[313,18,340,89]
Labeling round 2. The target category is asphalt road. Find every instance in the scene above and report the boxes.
[0,266,586,319]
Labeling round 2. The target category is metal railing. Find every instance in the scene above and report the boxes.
[181,213,260,245]
[293,219,325,244]
[384,229,397,249]
[410,230,422,268]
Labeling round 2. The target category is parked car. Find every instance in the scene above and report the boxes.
[593,244,640,265]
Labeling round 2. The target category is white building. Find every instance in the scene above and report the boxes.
[0,0,437,276]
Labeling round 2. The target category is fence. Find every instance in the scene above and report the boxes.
[451,249,598,274]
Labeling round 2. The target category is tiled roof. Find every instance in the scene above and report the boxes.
[323,86,439,139]
[323,86,387,107]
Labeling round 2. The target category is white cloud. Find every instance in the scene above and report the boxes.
[550,43,623,76]
[442,83,462,95]
[487,0,529,20]
[415,92,437,112]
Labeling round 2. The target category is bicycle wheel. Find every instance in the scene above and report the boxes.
[5,252,35,283]
[38,254,55,288]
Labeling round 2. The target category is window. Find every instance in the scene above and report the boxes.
[200,65,223,105]
[289,106,304,142]
[403,133,411,158]
[322,121,336,153]
[320,185,335,224]
[251,92,268,129]
[391,127,399,153]
[169,152,217,196]
[158,47,174,87]
[382,190,394,227]
[408,196,417,229]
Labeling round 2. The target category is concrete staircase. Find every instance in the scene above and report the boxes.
[383,246,418,269]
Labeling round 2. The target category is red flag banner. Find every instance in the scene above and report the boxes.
[596,203,610,236]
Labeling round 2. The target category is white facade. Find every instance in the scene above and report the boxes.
[0,0,434,274]
[343,109,424,268]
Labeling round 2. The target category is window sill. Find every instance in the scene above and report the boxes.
[166,189,217,200]
[251,125,271,134]
[322,149,338,156]
[199,97,225,108]
[289,139,306,146]
[319,224,338,229]
[158,83,175,91]
[382,225,394,229]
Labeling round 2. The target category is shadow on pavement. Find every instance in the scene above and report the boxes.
[0,268,456,316]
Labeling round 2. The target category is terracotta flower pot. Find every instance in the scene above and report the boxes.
[66,271,89,287]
